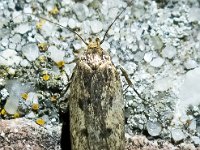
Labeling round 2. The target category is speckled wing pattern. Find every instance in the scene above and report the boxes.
[69,40,124,150]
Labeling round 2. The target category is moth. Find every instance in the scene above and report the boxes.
[62,3,141,149]
[17,1,135,150]
[68,36,124,150]
[51,3,133,150]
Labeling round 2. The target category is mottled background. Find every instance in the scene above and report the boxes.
[0,0,200,149]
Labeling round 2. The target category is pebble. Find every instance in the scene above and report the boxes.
[90,20,103,34]
[171,128,185,142]
[41,22,56,37]
[101,41,110,51]
[191,136,200,145]
[144,51,153,63]
[0,89,9,100]
[184,59,198,70]
[179,67,200,111]
[146,121,162,136]
[14,23,31,34]
[0,49,22,66]
[108,7,119,19]
[23,6,32,14]
[126,34,134,44]
[10,34,21,44]
[38,0,46,2]
[4,95,19,114]
[26,112,36,119]
[197,125,200,135]
[162,44,177,59]
[68,18,77,29]
[73,41,82,50]
[7,68,15,75]
[9,43,16,49]
[134,51,144,62]
[22,43,40,61]
[73,3,89,21]
[131,45,138,52]
[59,17,68,27]
[1,37,9,47]
[188,8,200,22]
[0,29,10,39]
[124,62,137,75]
[154,77,172,91]
[188,119,197,131]
[139,41,145,51]
[48,46,65,62]
[20,59,30,67]
[150,57,165,67]
[27,92,38,104]
[151,36,163,50]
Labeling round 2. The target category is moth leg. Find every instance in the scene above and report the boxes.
[117,65,145,101]
[59,70,74,114]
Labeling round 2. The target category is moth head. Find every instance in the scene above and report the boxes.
[87,37,101,49]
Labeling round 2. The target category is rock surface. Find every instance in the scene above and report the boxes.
[0,118,61,150]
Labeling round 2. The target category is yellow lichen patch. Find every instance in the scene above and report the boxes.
[21,93,28,100]
[32,103,39,111]
[58,36,65,41]
[1,109,6,115]
[36,118,45,126]
[38,55,47,63]
[38,43,48,51]
[51,95,57,102]
[56,61,65,68]
[49,6,59,15]
[36,19,46,30]
[42,73,50,81]
[13,112,20,118]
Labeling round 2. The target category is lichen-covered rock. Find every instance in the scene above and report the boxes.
[125,135,200,150]
[0,118,61,150]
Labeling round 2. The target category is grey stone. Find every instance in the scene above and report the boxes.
[146,121,162,136]
[14,23,31,34]
[73,3,89,21]
[162,45,177,59]
[179,67,200,111]
[22,43,40,61]
[150,57,165,67]
[191,136,200,145]
[184,59,198,70]
[90,20,103,34]
[171,128,185,142]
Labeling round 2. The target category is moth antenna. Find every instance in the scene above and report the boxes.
[100,0,133,44]
[14,13,88,46]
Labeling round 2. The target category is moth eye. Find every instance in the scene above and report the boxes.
[88,38,92,42]
[96,38,100,42]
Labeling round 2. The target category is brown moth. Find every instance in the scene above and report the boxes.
[18,1,135,149]
[68,37,124,150]
[58,5,134,150]
[64,3,135,149]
